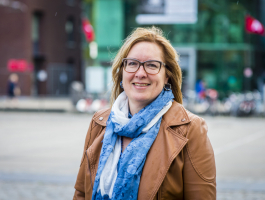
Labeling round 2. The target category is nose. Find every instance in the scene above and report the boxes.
[135,65,147,78]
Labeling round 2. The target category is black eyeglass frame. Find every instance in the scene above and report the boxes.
[122,58,166,75]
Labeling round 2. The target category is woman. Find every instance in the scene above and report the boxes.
[73,27,216,200]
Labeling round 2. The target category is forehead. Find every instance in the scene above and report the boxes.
[127,42,164,62]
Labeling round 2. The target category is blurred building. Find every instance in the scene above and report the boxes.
[83,0,265,99]
[0,0,82,96]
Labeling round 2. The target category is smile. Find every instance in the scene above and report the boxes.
[133,83,150,86]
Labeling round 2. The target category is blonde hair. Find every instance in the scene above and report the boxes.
[110,26,182,105]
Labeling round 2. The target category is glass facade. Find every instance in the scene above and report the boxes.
[83,0,264,97]
[123,0,259,97]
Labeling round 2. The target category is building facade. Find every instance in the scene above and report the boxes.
[84,0,265,99]
[0,0,82,96]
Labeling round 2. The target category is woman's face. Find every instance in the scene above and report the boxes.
[122,41,168,110]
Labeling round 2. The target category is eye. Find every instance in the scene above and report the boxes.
[127,61,138,66]
[146,62,159,69]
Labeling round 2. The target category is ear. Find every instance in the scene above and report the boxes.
[164,67,169,84]
[121,67,124,80]
[164,76,169,84]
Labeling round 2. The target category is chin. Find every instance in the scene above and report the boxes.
[131,95,153,105]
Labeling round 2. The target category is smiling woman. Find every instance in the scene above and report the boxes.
[122,42,168,115]
[73,27,216,200]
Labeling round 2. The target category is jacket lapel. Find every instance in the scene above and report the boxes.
[86,128,105,185]
[138,102,190,200]
[86,109,110,186]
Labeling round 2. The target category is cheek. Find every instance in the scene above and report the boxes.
[122,71,133,86]
[156,75,168,87]
[153,78,165,91]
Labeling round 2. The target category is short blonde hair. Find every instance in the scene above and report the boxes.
[110,26,182,105]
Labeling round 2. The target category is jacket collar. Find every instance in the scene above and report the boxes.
[163,101,191,126]
[93,101,191,128]
[92,108,111,126]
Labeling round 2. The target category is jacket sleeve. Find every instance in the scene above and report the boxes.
[73,116,99,200]
[183,116,216,200]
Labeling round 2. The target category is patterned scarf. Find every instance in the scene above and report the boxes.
[92,89,174,200]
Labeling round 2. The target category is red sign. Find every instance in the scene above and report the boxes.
[82,18,94,42]
[245,15,265,35]
[7,59,33,72]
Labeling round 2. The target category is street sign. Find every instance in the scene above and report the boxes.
[7,59,33,72]
[136,0,198,24]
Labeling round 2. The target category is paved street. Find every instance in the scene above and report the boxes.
[0,112,265,199]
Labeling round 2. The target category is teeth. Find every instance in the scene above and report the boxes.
[134,83,149,86]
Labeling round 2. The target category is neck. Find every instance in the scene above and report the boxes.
[128,100,148,116]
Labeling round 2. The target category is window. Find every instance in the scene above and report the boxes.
[32,12,42,54]
[66,0,75,6]
[65,16,75,48]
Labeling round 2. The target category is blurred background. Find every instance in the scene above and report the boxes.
[0,0,265,116]
[0,0,265,199]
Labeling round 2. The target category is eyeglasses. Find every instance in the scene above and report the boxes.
[122,58,166,75]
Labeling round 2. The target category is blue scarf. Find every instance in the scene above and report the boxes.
[92,89,174,200]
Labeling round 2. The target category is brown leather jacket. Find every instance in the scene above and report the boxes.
[73,101,216,200]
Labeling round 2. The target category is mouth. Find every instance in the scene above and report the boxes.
[133,83,150,86]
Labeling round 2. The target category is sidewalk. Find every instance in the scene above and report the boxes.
[0,96,74,112]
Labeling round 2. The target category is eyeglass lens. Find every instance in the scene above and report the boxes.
[124,59,161,74]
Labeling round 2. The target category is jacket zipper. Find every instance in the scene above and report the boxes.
[86,150,94,189]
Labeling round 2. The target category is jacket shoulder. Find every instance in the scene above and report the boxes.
[84,108,111,152]
[93,107,111,118]
[92,107,111,126]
